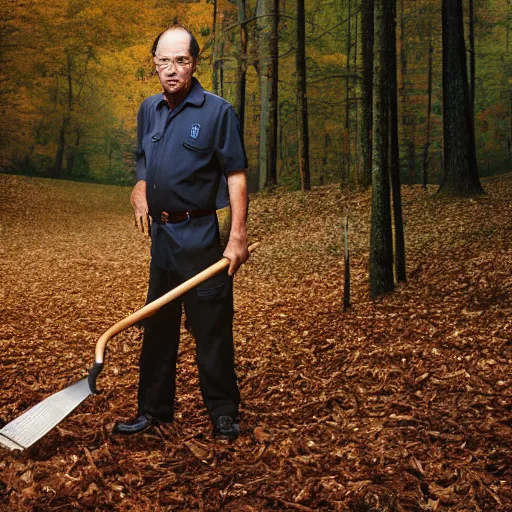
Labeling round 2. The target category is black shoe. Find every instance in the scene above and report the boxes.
[113,413,158,435]
[213,415,240,441]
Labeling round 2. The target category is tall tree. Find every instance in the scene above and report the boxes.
[342,0,352,185]
[508,0,512,168]
[234,0,248,134]
[422,20,434,189]
[212,0,220,95]
[54,49,93,178]
[256,0,278,189]
[468,0,476,111]
[370,0,395,297]
[438,0,485,195]
[388,0,406,283]
[212,1,226,98]
[353,8,359,185]
[360,0,374,189]
[296,0,311,190]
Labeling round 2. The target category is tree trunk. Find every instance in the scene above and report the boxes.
[212,0,219,95]
[468,0,475,112]
[54,53,73,178]
[342,0,351,185]
[400,0,408,183]
[438,0,484,196]
[234,0,248,136]
[53,118,67,178]
[269,0,278,187]
[509,90,512,168]
[256,0,279,190]
[219,39,225,98]
[423,21,433,189]
[507,2,511,168]
[360,0,373,188]
[509,92,512,167]
[279,102,288,174]
[370,0,394,297]
[66,129,80,175]
[409,118,416,185]
[388,0,406,283]
[107,133,113,175]
[296,0,310,191]
[353,9,359,186]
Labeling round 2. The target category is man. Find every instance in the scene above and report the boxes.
[113,25,249,440]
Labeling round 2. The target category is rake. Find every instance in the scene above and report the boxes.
[0,242,259,451]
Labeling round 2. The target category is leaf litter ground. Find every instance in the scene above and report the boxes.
[0,173,510,511]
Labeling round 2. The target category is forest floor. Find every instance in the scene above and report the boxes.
[0,173,511,512]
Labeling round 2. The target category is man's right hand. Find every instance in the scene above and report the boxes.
[130,180,151,236]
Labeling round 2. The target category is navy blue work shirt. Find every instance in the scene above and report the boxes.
[136,78,247,273]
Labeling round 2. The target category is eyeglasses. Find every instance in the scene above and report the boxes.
[153,56,193,68]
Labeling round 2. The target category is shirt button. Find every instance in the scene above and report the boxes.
[153,184,156,189]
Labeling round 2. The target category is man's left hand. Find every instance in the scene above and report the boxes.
[223,236,249,276]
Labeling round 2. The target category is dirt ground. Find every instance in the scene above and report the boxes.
[0,173,510,511]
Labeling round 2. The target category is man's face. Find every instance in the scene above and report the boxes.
[154,29,196,99]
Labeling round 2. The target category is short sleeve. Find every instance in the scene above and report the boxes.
[135,103,147,181]
[215,106,248,173]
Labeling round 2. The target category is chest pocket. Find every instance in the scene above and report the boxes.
[183,139,212,154]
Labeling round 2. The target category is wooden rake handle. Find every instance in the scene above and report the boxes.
[87,242,260,393]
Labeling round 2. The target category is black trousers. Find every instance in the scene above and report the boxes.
[138,260,240,423]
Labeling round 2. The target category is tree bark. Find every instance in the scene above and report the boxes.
[234,0,248,136]
[66,129,80,175]
[269,0,278,187]
[256,0,278,190]
[370,0,394,297]
[342,0,351,185]
[400,0,408,182]
[408,118,416,185]
[219,39,225,98]
[353,9,359,186]
[360,0,373,189]
[388,0,406,283]
[438,0,484,196]
[423,21,433,189]
[468,0,475,112]
[507,2,511,168]
[212,0,220,95]
[53,118,67,179]
[508,91,512,168]
[53,53,73,178]
[296,0,310,191]
[212,0,218,93]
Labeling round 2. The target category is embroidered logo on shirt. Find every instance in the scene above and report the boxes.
[190,124,201,139]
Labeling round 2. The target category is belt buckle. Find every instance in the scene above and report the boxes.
[161,211,169,223]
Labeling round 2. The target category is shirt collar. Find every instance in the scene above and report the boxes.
[156,77,205,111]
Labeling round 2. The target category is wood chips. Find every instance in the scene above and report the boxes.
[0,173,511,511]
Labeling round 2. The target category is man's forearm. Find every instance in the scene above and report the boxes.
[227,171,248,239]
[224,170,249,275]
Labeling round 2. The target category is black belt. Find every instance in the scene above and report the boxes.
[159,210,214,224]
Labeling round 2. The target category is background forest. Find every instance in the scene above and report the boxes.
[0,0,510,189]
